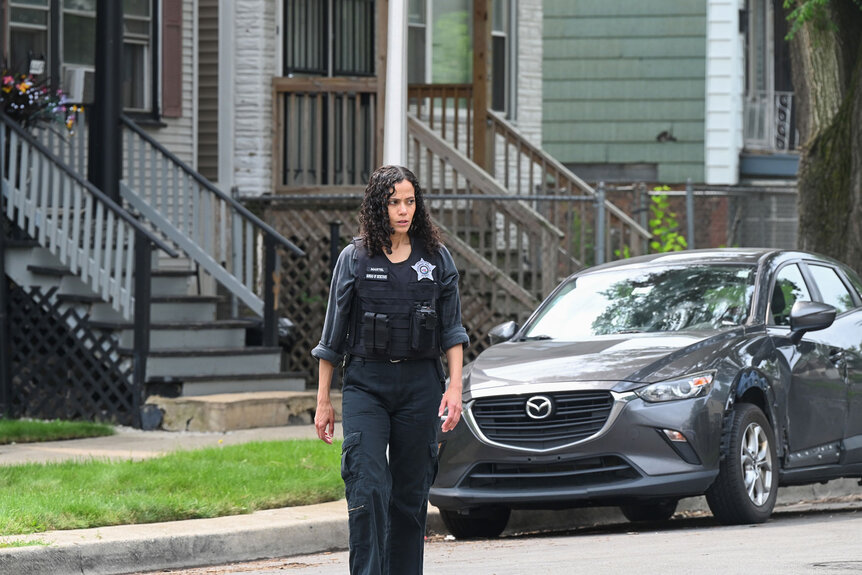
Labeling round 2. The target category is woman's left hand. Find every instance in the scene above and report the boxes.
[439,386,462,432]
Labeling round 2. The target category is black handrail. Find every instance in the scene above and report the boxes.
[120,114,305,257]
[0,111,179,258]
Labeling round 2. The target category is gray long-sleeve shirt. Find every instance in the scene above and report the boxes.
[311,241,469,365]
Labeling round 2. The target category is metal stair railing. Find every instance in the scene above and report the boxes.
[407,113,562,305]
[120,114,306,346]
[0,111,179,426]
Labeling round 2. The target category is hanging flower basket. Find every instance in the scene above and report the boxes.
[1,72,82,134]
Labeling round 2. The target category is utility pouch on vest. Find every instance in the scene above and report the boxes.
[410,305,438,351]
[362,312,389,353]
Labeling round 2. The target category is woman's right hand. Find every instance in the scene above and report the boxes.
[315,399,335,444]
[315,359,336,444]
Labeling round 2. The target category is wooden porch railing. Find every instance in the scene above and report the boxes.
[407,83,473,158]
[487,110,651,271]
[407,83,651,271]
[272,76,379,192]
[408,113,561,304]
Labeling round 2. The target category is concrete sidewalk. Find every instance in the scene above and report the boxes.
[1,426,861,575]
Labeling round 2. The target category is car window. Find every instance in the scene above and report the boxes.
[807,264,854,313]
[771,264,812,326]
[522,264,755,339]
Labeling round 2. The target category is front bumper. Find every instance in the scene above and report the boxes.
[430,389,722,511]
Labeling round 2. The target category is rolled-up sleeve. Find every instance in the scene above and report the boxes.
[437,245,470,351]
[311,244,356,365]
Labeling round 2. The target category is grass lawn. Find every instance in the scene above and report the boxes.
[0,419,114,444]
[0,439,343,536]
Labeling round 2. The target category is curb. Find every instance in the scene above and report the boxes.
[2,478,859,574]
[0,502,350,575]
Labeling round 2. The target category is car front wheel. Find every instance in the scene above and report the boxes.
[439,506,511,539]
[706,402,778,524]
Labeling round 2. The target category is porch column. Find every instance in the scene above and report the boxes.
[473,0,489,171]
[88,0,123,201]
[382,0,407,165]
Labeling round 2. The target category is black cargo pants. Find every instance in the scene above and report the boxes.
[340,356,444,575]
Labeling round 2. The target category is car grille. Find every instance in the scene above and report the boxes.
[470,391,614,450]
[460,455,640,491]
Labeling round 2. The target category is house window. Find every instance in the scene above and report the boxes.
[121,0,152,111]
[283,0,375,77]
[4,1,157,114]
[8,0,50,74]
[491,0,515,116]
[406,0,517,118]
[407,0,427,83]
[334,0,374,75]
[61,0,96,103]
[431,0,471,84]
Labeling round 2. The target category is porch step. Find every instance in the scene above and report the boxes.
[143,347,282,378]
[150,269,196,296]
[146,391,343,432]
[90,319,255,350]
[5,228,304,423]
[27,264,69,276]
[147,372,306,397]
[60,295,222,322]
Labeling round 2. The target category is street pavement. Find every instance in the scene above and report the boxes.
[1,425,861,575]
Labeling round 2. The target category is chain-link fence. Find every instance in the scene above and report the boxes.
[603,182,798,251]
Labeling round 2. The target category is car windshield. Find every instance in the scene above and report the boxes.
[523,264,756,340]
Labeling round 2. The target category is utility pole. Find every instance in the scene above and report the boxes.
[88,0,123,201]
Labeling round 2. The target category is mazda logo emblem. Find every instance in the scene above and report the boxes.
[525,395,553,420]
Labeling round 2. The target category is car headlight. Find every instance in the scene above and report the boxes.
[636,372,715,403]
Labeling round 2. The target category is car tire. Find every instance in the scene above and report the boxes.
[705,402,778,525]
[439,506,511,539]
[619,499,678,522]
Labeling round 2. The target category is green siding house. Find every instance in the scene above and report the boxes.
[543,0,796,186]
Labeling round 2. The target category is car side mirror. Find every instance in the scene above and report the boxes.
[789,300,836,345]
[488,321,519,346]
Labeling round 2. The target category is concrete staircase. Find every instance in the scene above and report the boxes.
[4,240,309,431]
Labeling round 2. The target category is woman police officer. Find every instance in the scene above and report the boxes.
[312,165,469,575]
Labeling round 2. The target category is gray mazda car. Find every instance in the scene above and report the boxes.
[430,248,862,538]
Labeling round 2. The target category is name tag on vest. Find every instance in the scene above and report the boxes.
[364,266,389,281]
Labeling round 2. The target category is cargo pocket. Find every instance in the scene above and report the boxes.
[426,440,440,490]
[409,305,438,351]
[341,431,362,484]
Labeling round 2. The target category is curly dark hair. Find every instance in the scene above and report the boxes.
[359,165,441,257]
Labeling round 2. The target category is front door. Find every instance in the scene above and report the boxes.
[770,263,847,464]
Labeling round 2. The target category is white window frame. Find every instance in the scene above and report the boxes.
[8,0,51,74]
[5,0,156,113]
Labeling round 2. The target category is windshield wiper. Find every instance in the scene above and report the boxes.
[521,334,553,341]
[615,329,644,334]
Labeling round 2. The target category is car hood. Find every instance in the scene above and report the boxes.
[466,330,743,395]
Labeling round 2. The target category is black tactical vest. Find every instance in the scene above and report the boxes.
[348,238,441,360]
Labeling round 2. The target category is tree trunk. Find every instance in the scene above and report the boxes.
[787,0,862,273]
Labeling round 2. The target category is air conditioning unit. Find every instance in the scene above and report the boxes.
[63,66,91,103]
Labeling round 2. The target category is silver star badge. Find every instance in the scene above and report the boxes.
[411,258,436,281]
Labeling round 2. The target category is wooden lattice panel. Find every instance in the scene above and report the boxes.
[262,198,535,389]
[266,200,362,387]
[5,282,136,424]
